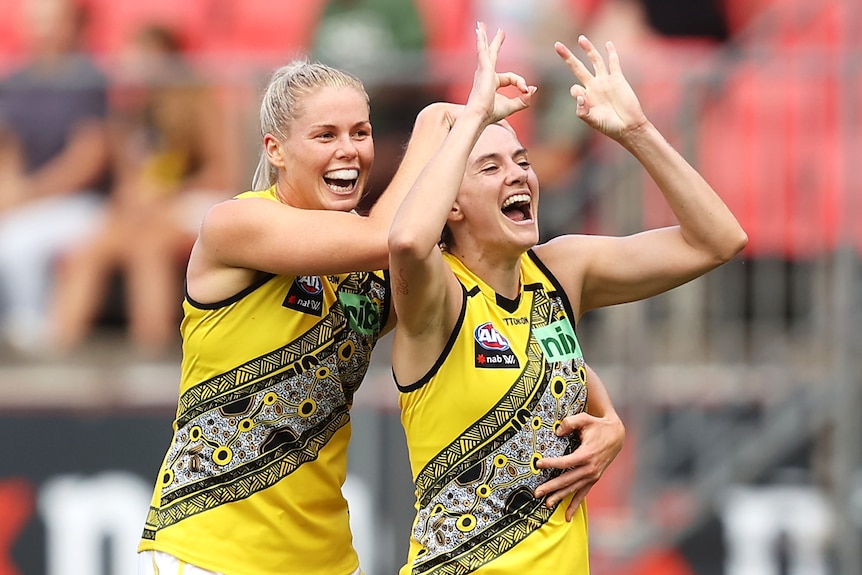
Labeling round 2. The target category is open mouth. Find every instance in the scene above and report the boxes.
[501,193,533,223]
[323,168,359,194]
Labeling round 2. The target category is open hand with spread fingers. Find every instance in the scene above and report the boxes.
[554,35,649,142]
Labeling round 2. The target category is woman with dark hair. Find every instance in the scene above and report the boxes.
[389,23,746,574]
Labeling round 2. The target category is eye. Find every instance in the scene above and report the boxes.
[316,132,335,141]
[518,160,531,169]
[353,128,371,140]
[481,164,499,174]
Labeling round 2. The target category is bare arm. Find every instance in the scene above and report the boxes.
[388,25,534,382]
[535,363,625,521]
[536,37,747,317]
[187,103,459,303]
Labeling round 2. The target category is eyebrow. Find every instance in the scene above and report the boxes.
[472,147,529,166]
[308,120,372,131]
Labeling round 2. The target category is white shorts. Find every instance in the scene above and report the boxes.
[137,551,362,575]
[138,551,224,575]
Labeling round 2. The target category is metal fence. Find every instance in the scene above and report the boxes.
[2,7,862,573]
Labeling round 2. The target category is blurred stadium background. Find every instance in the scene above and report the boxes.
[1,0,861,573]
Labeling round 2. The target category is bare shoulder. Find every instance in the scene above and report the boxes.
[533,234,597,268]
[201,196,279,232]
[532,235,603,312]
[187,198,273,302]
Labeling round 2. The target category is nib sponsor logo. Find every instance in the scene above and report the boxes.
[338,292,381,335]
[283,276,325,316]
[473,322,519,369]
[533,318,582,363]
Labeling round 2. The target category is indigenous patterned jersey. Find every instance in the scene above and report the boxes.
[139,188,390,575]
[397,250,589,575]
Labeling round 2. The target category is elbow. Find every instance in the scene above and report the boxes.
[388,227,422,262]
[718,227,749,263]
[389,224,440,266]
[703,221,748,265]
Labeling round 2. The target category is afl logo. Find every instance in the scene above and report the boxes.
[474,322,510,351]
[296,276,323,295]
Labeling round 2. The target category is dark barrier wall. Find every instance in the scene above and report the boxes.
[1,412,173,575]
[0,408,417,575]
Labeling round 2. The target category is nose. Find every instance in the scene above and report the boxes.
[334,134,358,159]
[504,160,527,185]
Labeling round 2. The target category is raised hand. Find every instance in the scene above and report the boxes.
[466,22,535,127]
[554,35,648,141]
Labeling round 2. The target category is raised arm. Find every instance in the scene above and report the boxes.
[536,36,747,316]
[388,24,534,381]
[186,102,459,302]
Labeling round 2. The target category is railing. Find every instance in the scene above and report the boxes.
[3,5,862,572]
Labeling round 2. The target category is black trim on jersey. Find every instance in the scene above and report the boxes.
[394,284,471,393]
[527,249,579,329]
[494,291,521,313]
[185,272,277,310]
[380,269,393,332]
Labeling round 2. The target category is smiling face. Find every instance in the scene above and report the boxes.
[266,85,374,211]
[449,123,540,255]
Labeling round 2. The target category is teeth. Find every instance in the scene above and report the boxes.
[325,169,359,180]
[502,194,530,209]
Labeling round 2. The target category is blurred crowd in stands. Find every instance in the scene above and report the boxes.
[0,0,854,364]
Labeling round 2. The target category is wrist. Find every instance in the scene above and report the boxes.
[617,119,658,150]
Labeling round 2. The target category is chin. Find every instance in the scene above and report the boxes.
[325,194,360,212]
[514,222,539,247]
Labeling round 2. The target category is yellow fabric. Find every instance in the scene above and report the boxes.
[398,250,590,575]
[140,187,390,575]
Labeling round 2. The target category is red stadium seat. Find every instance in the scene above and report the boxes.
[0,0,26,65]
[81,0,210,55]
[197,0,328,64]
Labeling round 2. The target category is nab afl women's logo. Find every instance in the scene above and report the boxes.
[283,276,325,316]
[473,322,519,368]
[296,276,322,295]
[474,322,510,351]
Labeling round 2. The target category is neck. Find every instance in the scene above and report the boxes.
[449,245,523,300]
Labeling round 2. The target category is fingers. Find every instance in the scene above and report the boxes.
[475,21,488,52]
[565,487,590,521]
[605,40,622,76]
[554,41,592,85]
[555,35,610,85]
[578,34,607,77]
[554,412,590,437]
[470,22,535,120]
[533,467,593,509]
[476,22,505,67]
[497,71,530,94]
[488,26,505,67]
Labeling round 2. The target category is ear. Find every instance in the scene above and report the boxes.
[448,200,464,223]
[263,133,285,169]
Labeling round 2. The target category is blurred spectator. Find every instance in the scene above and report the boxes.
[313,0,426,71]
[0,0,110,356]
[49,23,234,358]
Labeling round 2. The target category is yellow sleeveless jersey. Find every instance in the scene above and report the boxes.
[397,250,590,575]
[139,188,390,575]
